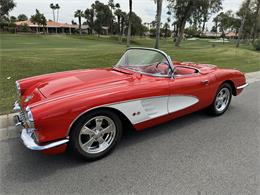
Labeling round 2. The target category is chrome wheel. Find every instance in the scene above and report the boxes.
[79,116,116,154]
[215,87,231,112]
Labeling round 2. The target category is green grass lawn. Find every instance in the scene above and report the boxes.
[0,33,259,114]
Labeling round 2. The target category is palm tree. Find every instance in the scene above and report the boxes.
[108,0,115,34]
[55,4,60,22]
[120,11,127,41]
[74,10,84,35]
[115,3,120,9]
[163,23,170,38]
[31,9,47,33]
[154,0,163,49]
[127,0,132,47]
[50,3,56,22]
[114,4,122,36]
[108,0,115,10]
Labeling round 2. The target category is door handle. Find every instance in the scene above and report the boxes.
[201,80,209,85]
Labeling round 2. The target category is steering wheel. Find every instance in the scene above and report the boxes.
[156,61,171,75]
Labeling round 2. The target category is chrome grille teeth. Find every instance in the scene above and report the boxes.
[19,111,26,124]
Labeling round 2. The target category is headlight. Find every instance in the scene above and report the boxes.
[16,81,21,96]
[26,106,34,122]
[25,107,35,129]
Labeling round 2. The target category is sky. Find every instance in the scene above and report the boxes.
[10,0,244,30]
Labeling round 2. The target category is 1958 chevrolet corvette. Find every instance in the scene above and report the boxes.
[14,47,248,160]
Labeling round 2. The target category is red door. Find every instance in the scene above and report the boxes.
[168,72,214,117]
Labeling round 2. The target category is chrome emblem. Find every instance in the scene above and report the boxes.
[24,95,34,103]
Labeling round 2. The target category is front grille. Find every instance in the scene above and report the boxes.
[19,111,26,125]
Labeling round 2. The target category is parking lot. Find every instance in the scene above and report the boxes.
[0,81,259,195]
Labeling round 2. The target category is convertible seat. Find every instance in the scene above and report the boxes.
[143,64,169,75]
[175,66,196,75]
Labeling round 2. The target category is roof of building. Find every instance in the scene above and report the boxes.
[15,20,77,28]
[225,32,237,37]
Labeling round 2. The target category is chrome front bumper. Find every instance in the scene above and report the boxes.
[21,129,69,151]
[236,83,249,89]
[13,101,69,151]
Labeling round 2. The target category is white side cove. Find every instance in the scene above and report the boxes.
[168,96,199,113]
[108,95,199,124]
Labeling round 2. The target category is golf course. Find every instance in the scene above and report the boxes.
[1,33,260,114]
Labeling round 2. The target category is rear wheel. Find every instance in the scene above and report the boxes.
[69,110,122,161]
[209,83,232,116]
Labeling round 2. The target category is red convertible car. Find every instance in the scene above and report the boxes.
[14,47,248,160]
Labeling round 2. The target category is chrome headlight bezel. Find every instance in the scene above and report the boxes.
[16,81,21,96]
[25,106,35,128]
[26,106,34,122]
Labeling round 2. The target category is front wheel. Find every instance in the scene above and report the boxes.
[69,110,122,161]
[209,83,232,116]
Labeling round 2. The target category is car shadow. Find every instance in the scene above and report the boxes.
[1,109,213,184]
[120,110,208,148]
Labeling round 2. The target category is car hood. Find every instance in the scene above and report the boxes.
[37,68,132,98]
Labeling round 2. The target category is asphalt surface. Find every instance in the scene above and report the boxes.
[0,82,259,195]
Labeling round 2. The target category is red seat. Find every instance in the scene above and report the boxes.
[175,67,196,75]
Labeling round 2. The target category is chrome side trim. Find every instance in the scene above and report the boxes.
[21,129,69,151]
[236,83,249,89]
[15,81,21,96]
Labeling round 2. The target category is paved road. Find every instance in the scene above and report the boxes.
[1,82,259,195]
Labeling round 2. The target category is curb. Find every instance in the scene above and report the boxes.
[0,71,260,141]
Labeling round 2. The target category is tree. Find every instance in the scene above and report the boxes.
[168,0,223,47]
[92,1,113,35]
[236,0,251,47]
[214,11,236,44]
[114,3,121,34]
[127,12,146,36]
[120,11,127,39]
[108,0,115,10]
[84,6,95,34]
[212,15,219,33]
[71,20,77,25]
[163,23,170,38]
[154,0,163,49]
[10,15,16,23]
[114,8,122,35]
[127,0,132,47]
[251,0,260,43]
[201,0,222,33]
[56,4,60,22]
[17,14,28,21]
[50,3,56,22]
[115,3,120,9]
[108,0,115,34]
[168,0,196,47]
[74,10,84,35]
[0,0,16,17]
[31,9,47,33]
[49,3,60,22]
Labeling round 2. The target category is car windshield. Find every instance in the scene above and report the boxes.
[115,48,171,76]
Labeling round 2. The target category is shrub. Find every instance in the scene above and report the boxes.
[253,39,260,51]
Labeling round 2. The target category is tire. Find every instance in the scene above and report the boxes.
[209,83,232,116]
[69,110,122,161]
